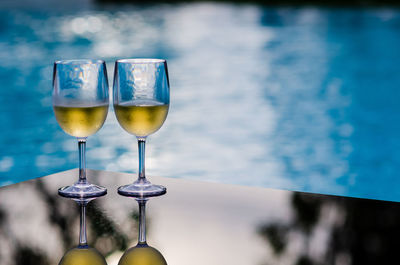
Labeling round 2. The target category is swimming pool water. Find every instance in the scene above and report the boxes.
[1,2,400,202]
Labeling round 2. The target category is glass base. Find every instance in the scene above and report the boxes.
[118,179,166,198]
[58,182,107,199]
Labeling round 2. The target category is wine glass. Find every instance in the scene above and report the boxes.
[53,59,109,198]
[58,199,107,265]
[118,199,167,265]
[113,59,170,197]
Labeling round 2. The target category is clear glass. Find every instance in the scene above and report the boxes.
[113,59,169,197]
[118,198,167,265]
[53,59,109,198]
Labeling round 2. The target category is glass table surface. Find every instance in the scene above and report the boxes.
[0,169,398,265]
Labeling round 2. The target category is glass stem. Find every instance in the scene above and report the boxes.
[137,138,146,182]
[138,199,147,244]
[78,138,87,184]
[79,201,88,247]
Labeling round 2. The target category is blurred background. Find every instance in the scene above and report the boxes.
[0,0,400,201]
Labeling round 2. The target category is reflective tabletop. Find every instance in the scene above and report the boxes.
[0,169,399,265]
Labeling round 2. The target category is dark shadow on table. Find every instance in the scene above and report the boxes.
[0,179,137,265]
[258,192,400,265]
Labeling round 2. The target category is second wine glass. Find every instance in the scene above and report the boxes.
[113,59,170,197]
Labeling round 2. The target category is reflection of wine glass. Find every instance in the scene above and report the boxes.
[59,200,107,265]
[59,247,106,265]
[113,59,170,197]
[118,199,167,265]
[53,59,109,198]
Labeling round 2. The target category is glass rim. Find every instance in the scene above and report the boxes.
[116,58,166,64]
[54,59,105,65]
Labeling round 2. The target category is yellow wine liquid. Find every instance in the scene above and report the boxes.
[54,104,108,137]
[118,245,167,265]
[58,247,107,265]
[114,100,168,137]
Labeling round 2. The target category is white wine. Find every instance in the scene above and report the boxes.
[54,104,108,137]
[58,247,107,265]
[118,245,167,265]
[114,100,168,137]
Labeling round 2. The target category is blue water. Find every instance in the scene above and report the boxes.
[1,2,400,202]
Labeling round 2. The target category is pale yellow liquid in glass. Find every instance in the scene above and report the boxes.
[114,100,169,137]
[118,245,167,265]
[54,105,108,138]
[58,247,107,265]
